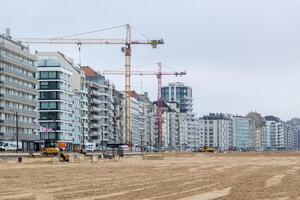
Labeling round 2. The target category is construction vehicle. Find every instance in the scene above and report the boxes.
[41,140,60,156]
[59,152,70,162]
[41,140,69,161]
[41,147,60,157]
[199,146,215,153]
[41,147,70,162]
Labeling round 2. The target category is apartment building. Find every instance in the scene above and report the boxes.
[81,66,114,147]
[178,113,188,151]
[184,113,200,150]
[232,116,253,151]
[129,91,143,150]
[161,82,193,113]
[0,31,38,151]
[246,112,264,150]
[199,113,232,151]
[286,118,300,150]
[263,116,285,150]
[112,88,124,144]
[140,92,156,150]
[37,51,86,150]
[160,102,178,150]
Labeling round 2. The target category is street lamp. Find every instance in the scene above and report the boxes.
[101,125,104,153]
[140,133,143,152]
[10,110,19,153]
[81,120,85,153]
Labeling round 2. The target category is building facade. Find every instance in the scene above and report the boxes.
[263,116,285,150]
[199,113,232,151]
[286,118,300,150]
[232,116,253,151]
[161,82,193,113]
[246,112,264,150]
[37,52,86,150]
[81,66,114,147]
[0,32,38,151]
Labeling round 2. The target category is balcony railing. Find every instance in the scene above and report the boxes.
[4,94,38,106]
[4,81,37,94]
[0,55,37,72]
[0,67,36,82]
[91,106,100,112]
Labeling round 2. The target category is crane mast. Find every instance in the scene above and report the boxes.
[124,24,132,146]
[157,63,163,150]
[103,63,186,150]
[15,24,163,148]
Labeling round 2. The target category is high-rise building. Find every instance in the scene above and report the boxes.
[0,31,38,151]
[161,102,180,150]
[199,113,232,151]
[246,112,264,150]
[112,88,124,144]
[263,116,285,150]
[128,91,143,150]
[286,118,300,150]
[81,66,114,147]
[184,112,200,150]
[232,116,253,151]
[161,82,193,113]
[140,92,156,151]
[161,82,198,151]
[37,52,86,151]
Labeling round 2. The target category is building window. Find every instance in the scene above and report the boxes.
[39,71,60,79]
[40,112,59,120]
[39,81,59,89]
[39,91,60,100]
[40,102,59,110]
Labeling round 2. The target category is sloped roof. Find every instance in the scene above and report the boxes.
[81,66,97,77]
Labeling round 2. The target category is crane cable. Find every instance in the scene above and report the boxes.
[131,26,152,40]
[53,24,127,39]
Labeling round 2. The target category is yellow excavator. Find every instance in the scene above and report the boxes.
[199,145,215,153]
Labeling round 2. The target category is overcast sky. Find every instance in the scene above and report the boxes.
[2,0,300,120]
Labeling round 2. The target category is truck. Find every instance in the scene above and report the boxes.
[84,142,96,152]
[0,141,22,152]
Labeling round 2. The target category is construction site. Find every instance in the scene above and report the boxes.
[3,1,300,199]
[1,152,300,200]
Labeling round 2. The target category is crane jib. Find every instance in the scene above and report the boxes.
[14,38,164,45]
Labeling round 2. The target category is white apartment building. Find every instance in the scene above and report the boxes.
[185,113,200,150]
[140,93,156,150]
[247,112,264,150]
[199,113,232,151]
[0,31,38,151]
[161,103,179,150]
[81,67,114,147]
[232,116,253,151]
[37,51,86,150]
[263,116,285,150]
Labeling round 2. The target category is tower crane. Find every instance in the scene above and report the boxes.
[102,63,186,150]
[15,24,164,146]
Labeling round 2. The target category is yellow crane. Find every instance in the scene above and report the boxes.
[15,24,164,147]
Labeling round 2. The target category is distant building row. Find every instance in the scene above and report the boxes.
[199,113,300,151]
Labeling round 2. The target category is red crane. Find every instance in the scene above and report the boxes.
[103,63,186,150]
